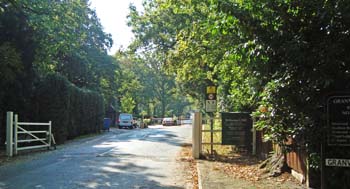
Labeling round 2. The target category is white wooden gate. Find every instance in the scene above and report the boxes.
[192,112,220,158]
[6,111,56,157]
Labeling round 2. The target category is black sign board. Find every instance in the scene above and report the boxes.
[221,112,252,150]
[327,95,350,146]
[323,94,350,189]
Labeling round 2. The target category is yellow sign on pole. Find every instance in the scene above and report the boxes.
[206,86,216,94]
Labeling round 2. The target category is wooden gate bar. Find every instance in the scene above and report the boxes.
[17,138,48,143]
[18,131,47,134]
[17,145,50,151]
[17,122,52,126]
[202,130,221,132]
[17,126,49,146]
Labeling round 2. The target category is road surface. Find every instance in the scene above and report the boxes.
[0,124,192,189]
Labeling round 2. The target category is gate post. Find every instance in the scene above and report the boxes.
[48,121,52,147]
[6,111,13,157]
[192,111,202,159]
[14,114,18,155]
[252,117,256,155]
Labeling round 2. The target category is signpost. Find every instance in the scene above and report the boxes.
[323,94,350,189]
[205,86,217,113]
[205,86,216,156]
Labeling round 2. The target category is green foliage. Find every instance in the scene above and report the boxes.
[121,94,136,114]
[128,2,350,182]
[114,49,188,118]
[35,74,70,144]
[35,74,104,144]
[0,42,23,83]
[0,0,117,144]
[127,2,196,117]
[18,0,112,73]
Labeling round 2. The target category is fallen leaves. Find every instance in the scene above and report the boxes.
[176,146,303,189]
[201,152,302,187]
[222,162,261,182]
[176,143,199,189]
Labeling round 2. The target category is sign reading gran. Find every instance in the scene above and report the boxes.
[327,95,350,146]
[326,158,350,167]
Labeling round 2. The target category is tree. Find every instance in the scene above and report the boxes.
[0,0,120,143]
[128,0,350,180]
[115,48,182,117]
[127,0,210,111]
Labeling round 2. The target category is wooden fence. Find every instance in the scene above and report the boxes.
[255,131,307,182]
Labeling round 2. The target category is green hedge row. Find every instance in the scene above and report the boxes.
[34,74,104,144]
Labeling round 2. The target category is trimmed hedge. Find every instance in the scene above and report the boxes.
[35,74,104,144]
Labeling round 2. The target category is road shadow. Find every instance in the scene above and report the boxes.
[0,127,190,188]
[76,156,186,189]
[139,127,189,148]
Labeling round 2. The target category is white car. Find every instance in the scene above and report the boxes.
[162,117,176,126]
[118,113,134,129]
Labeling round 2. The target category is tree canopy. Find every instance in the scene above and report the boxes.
[0,0,119,143]
[126,0,350,172]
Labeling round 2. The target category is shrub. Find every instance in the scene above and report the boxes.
[35,73,104,144]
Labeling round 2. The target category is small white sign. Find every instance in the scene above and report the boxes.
[325,158,350,167]
[206,100,217,112]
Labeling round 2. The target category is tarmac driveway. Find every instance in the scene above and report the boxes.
[0,125,192,189]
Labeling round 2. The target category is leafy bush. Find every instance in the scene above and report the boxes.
[35,73,104,144]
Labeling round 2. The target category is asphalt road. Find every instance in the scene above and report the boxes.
[0,124,192,189]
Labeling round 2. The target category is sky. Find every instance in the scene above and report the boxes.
[89,0,143,55]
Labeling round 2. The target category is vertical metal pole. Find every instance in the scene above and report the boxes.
[48,121,52,148]
[6,111,13,157]
[14,114,18,155]
[210,113,214,156]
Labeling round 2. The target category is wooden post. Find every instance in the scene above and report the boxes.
[192,111,202,159]
[14,114,18,155]
[6,111,13,157]
[48,121,52,148]
[210,114,214,156]
[252,118,256,155]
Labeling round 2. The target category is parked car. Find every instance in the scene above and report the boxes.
[162,117,176,126]
[118,113,134,129]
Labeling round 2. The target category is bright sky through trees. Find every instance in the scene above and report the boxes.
[90,0,143,54]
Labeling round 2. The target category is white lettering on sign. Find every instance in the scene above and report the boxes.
[325,158,350,167]
[332,98,350,104]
